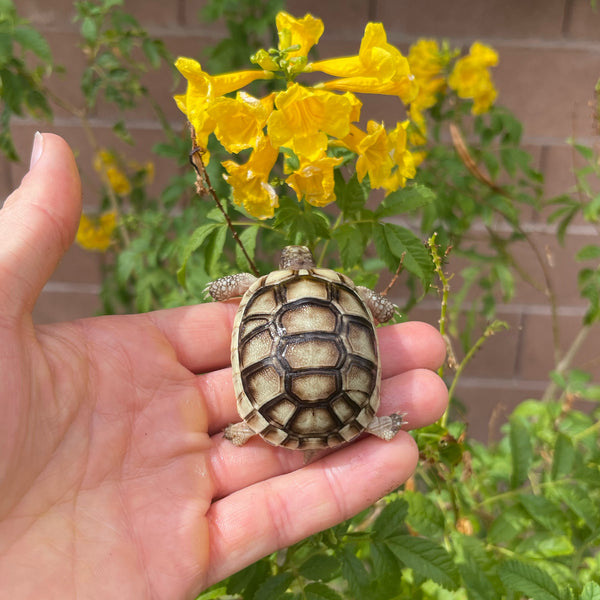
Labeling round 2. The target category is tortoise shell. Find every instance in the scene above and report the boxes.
[231,266,381,450]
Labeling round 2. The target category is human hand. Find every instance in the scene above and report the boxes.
[0,133,448,599]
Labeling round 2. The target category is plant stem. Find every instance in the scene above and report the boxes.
[187,128,259,276]
[541,324,593,402]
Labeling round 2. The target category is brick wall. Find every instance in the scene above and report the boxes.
[5,0,600,439]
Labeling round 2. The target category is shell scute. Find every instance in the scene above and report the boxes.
[232,268,381,449]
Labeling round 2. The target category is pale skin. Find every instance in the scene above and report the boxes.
[0,133,448,600]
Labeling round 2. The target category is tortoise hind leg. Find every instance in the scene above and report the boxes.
[205,273,257,302]
[223,421,257,446]
[356,286,397,323]
[366,413,406,441]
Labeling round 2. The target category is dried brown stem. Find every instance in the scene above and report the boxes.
[187,126,259,277]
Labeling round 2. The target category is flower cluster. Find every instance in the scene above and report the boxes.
[175,12,419,219]
[175,13,499,220]
[76,212,117,252]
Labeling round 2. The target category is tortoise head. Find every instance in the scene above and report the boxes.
[279,246,316,270]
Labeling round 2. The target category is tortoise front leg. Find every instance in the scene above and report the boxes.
[356,286,397,323]
[366,413,406,441]
[223,421,257,446]
[205,273,258,301]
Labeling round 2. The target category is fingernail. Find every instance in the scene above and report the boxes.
[29,131,44,171]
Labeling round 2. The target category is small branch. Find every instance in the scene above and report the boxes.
[541,324,593,402]
[187,126,259,277]
[380,253,405,297]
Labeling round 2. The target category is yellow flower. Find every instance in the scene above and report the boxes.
[308,23,417,103]
[76,212,117,252]
[276,12,324,57]
[383,121,416,193]
[448,42,498,114]
[173,57,274,161]
[222,137,279,219]
[93,150,131,196]
[406,105,428,166]
[408,39,448,111]
[285,153,343,207]
[267,84,359,160]
[208,91,273,153]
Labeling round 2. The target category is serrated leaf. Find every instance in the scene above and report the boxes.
[404,491,445,537]
[195,585,228,599]
[459,563,499,600]
[333,223,368,270]
[254,572,294,600]
[340,547,370,597]
[235,225,259,271]
[378,223,433,287]
[555,485,600,530]
[518,494,565,533]
[80,16,97,42]
[13,25,52,61]
[576,244,600,261]
[498,559,561,600]
[509,415,532,488]
[177,223,219,287]
[226,559,270,596]
[373,498,409,538]
[304,582,343,600]
[335,171,367,217]
[551,433,575,480]
[386,535,459,591]
[375,184,435,219]
[298,554,341,583]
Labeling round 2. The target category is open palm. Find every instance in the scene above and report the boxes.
[0,134,447,600]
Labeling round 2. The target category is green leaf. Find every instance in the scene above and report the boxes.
[177,223,220,287]
[551,433,575,480]
[373,498,409,538]
[142,37,161,68]
[254,572,294,600]
[576,244,600,261]
[340,546,370,597]
[112,119,133,144]
[555,485,600,531]
[304,582,343,600]
[226,559,270,596]
[80,16,98,42]
[386,535,459,591]
[13,25,52,61]
[235,225,259,271]
[298,554,341,582]
[376,223,433,287]
[195,585,228,599]
[375,183,435,219]
[581,582,600,600]
[498,559,561,600]
[335,171,367,217]
[205,223,228,274]
[518,494,566,533]
[333,223,368,270]
[404,491,445,537]
[509,415,532,488]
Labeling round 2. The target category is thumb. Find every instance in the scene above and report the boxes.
[0,132,82,318]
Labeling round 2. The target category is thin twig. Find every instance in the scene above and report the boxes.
[380,253,405,297]
[450,122,561,360]
[187,125,259,277]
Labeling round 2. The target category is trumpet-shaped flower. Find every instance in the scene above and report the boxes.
[268,84,359,160]
[173,57,274,161]
[276,12,324,57]
[448,42,498,114]
[286,153,343,207]
[222,138,279,219]
[93,150,131,196]
[383,121,417,193]
[208,92,273,154]
[76,212,117,252]
[408,39,449,111]
[308,23,417,103]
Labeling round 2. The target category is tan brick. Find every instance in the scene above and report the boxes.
[493,46,598,142]
[286,0,370,38]
[452,383,545,442]
[564,0,600,40]
[17,0,78,30]
[517,312,600,381]
[377,0,566,40]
